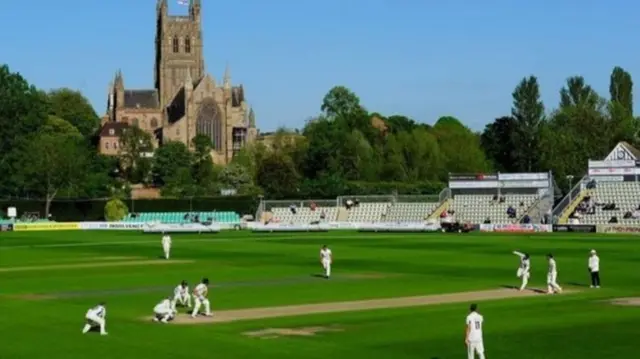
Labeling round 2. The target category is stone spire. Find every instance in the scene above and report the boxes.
[248,107,256,127]
[223,63,231,89]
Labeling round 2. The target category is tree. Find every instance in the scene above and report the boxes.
[0,65,48,194]
[321,86,363,118]
[610,66,633,115]
[42,115,83,138]
[190,134,216,191]
[480,116,518,172]
[433,116,489,174]
[152,141,192,187]
[118,126,154,183]
[104,198,129,221]
[20,132,88,216]
[511,76,544,172]
[218,164,252,190]
[608,67,637,145]
[47,88,101,138]
[256,152,300,199]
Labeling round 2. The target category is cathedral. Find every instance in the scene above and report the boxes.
[98,0,257,165]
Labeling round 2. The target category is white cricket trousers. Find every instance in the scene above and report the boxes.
[163,244,171,259]
[172,292,192,310]
[518,271,529,290]
[154,307,174,322]
[467,340,485,359]
[547,271,562,293]
[322,259,331,277]
[83,313,106,334]
[192,296,211,317]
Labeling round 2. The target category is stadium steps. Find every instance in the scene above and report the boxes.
[558,190,592,224]
[427,199,451,220]
[336,207,349,221]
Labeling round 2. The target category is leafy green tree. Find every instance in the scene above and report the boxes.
[0,65,49,194]
[433,116,489,174]
[608,67,637,145]
[511,76,545,172]
[20,132,88,216]
[152,141,193,187]
[118,126,154,183]
[190,134,216,191]
[256,152,300,199]
[42,115,83,138]
[321,86,363,118]
[104,198,129,221]
[47,88,100,138]
[480,116,518,172]
[218,163,252,189]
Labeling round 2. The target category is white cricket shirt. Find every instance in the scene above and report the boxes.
[162,235,171,246]
[154,299,172,313]
[466,312,484,342]
[174,285,188,296]
[548,258,557,274]
[87,305,106,318]
[194,283,208,297]
[589,255,600,272]
[320,248,332,261]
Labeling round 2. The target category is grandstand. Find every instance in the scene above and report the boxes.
[554,142,640,225]
[122,211,241,224]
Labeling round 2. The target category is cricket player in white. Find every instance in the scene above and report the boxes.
[320,245,332,279]
[153,297,176,323]
[161,232,172,259]
[588,249,600,288]
[513,251,530,291]
[465,303,485,359]
[191,278,212,318]
[172,280,191,311]
[546,253,562,294]
[82,302,108,335]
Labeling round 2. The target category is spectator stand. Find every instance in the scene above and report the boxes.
[448,172,554,224]
[257,199,339,225]
[556,141,640,225]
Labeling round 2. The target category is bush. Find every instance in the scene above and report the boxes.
[104,198,129,221]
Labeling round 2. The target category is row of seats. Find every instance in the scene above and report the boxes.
[451,194,538,224]
[122,211,241,224]
[573,182,640,224]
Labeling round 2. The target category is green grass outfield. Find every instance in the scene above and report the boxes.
[1,231,640,359]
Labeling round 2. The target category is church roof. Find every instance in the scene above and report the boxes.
[124,90,159,109]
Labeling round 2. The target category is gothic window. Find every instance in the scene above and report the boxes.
[141,119,147,129]
[196,98,223,151]
[232,128,246,156]
[105,142,110,149]
[185,37,191,53]
[173,36,179,53]
[132,118,139,127]
[150,118,159,128]
[113,142,118,149]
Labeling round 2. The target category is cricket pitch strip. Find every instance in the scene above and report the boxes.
[162,288,577,325]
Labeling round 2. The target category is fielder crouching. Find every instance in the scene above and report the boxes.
[153,297,176,323]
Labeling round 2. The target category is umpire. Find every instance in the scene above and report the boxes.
[588,249,600,288]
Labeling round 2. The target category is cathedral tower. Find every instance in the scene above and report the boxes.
[154,0,205,107]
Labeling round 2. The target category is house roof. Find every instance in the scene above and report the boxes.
[620,141,640,159]
[99,122,129,137]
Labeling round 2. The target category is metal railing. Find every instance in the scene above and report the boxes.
[552,175,588,217]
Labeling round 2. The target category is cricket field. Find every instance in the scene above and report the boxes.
[1,231,639,359]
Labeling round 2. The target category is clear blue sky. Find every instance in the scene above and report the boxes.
[1,0,639,131]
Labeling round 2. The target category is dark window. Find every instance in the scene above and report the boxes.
[150,118,159,128]
[185,37,191,53]
[173,37,179,53]
[232,128,246,156]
